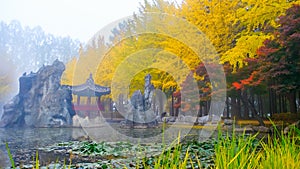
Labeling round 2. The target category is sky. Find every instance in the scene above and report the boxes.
[0,0,182,43]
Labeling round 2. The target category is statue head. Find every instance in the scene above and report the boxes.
[145,74,151,86]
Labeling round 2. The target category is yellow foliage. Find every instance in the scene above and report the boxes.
[181,0,300,70]
[0,59,16,102]
[62,0,300,101]
[224,0,300,70]
[181,0,241,56]
[222,34,272,70]
[237,0,299,33]
[61,57,77,85]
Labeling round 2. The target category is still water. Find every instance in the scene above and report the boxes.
[0,124,211,167]
[0,127,86,167]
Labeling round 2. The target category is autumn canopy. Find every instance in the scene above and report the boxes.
[61,0,300,121]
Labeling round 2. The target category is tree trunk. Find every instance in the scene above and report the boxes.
[283,95,287,112]
[226,96,230,118]
[231,95,240,120]
[237,90,242,118]
[243,91,249,119]
[248,99,265,126]
[288,92,297,113]
[240,90,265,126]
[268,88,273,116]
[204,100,210,116]
[199,102,203,117]
[279,94,282,113]
[273,90,277,113]
[258,95,264,117]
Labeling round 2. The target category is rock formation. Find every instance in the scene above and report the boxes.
[0,60,75,127]
[121,74,158,128]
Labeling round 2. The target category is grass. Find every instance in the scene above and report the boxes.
[134,142,194,169]
[151,134,191,169]
[5,142,15,168]
[5,124,300,169]
[213,123,300,169]
[259,125,300,169]
[214,125,261,169]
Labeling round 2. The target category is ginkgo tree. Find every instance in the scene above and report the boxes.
[242,4,300,114]
[95,0,204,97]
[181,0,300,70]
[223,0,300,71]
[231,4,300,119]
[62,0,300,119]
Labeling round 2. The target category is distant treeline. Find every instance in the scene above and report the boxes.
[0,20,81,104]
[0,20,81,73]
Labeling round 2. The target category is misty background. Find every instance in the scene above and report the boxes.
[0,0,182,118]
[0,20,81,117]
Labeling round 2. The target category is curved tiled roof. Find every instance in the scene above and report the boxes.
[71,74,110,97]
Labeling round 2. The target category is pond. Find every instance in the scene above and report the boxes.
[0,127,81,167]
[0,123,218,168]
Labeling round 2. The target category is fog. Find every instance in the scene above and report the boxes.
[0,20,81,111]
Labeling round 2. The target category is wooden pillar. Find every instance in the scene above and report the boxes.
[86,96,91,117]
[96,96,101,110]
[171,93,174,116]
[87,96,91,105]
[226,96,230,118]
[199,102,203,117]
[77,96,81,105]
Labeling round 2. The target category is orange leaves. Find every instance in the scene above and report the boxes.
[232,82,243,90]
[232,71,264,90]
[256,44,279,57]
[173,91,181,97]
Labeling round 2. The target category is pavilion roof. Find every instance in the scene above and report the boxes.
[71,74,110,97]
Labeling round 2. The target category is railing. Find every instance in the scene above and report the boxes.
[72,104,104,111]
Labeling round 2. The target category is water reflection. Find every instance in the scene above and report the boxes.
[0,127,81,167]
[0,125,217,167]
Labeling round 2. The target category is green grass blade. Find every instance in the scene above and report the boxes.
[35,150,39,169]
[5,142,15,169]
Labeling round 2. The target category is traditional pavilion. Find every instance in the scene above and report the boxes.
[71,73,111,118]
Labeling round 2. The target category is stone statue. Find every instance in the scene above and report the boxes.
[122,74,158,128]
[144,74,154,111]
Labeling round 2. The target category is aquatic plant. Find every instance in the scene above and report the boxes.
[5,124,300,169]
[5,142,15,169]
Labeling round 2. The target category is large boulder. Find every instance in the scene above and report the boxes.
[0,60,75,127]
